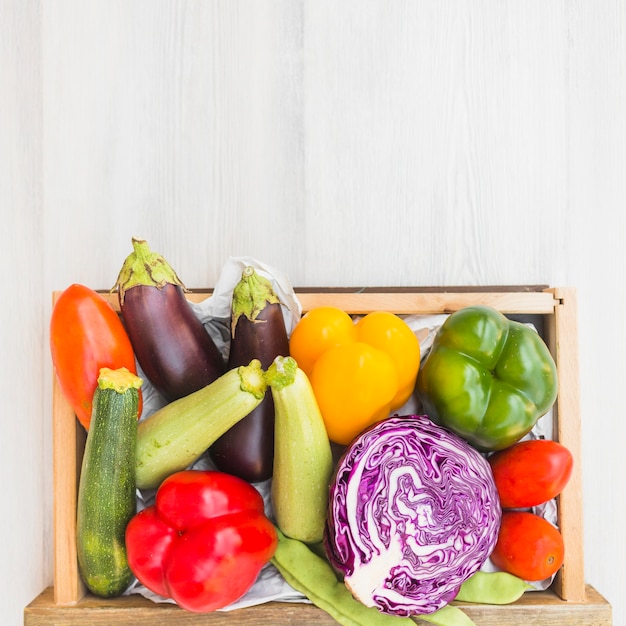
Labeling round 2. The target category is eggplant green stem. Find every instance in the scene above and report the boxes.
[231,265,280,335]
[113,236,187,304]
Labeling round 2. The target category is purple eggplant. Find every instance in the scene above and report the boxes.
[113,237,225,402]
[209,266,289,482]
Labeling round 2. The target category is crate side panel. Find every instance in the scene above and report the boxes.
[546,287,586,602]
[52,372,86,604]
[270,291,558,315]
[51,291,86,605]
[101,290,559,315]
[26,586,611,626]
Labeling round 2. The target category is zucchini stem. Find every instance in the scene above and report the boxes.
[97,367,143,393]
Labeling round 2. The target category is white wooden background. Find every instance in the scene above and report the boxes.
[2,1,625,624]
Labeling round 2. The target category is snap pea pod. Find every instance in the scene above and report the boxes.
[415,604,476,626]
[454,570,532,604]
[270,528,475,626]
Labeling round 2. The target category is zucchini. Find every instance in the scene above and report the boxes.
[136,359,267,490]
[266,356,334,544]
[76,366,143,598]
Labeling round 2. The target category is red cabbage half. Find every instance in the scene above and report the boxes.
[324,414,501,616]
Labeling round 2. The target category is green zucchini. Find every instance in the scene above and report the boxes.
[76,366,143,598]
[266,356,334,544]
[135,358,267,490]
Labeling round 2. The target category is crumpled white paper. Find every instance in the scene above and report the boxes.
[192,255,303,336]
[124,263,559,609]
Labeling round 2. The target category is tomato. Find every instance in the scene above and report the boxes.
[488,439,574,508]
[289,306,357,376]
[309,342,398,445]
[490,511,564,581]
[355,311,420,410]
[50,284,141,430]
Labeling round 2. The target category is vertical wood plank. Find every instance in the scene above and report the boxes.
[566,2,626,616]
[546,287,586,602]
[52,374,85,605]
[50,291,85,605]
[1,1,45,625]
[42,0,306,290]
[300,1,569,288]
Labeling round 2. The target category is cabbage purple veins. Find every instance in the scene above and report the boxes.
[324,414,501,616]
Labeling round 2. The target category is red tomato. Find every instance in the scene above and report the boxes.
[490,511,564,581]
[488,439,573,508]
[50,284,141,430]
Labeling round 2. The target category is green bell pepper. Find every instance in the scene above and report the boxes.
[416,305,558,451]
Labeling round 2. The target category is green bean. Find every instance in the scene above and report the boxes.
[454,570,532,605]
[415,604,476,626]
[270,528,476,626]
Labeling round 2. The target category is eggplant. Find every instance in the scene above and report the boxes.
[113,237,225,402]
[209,266,289,482]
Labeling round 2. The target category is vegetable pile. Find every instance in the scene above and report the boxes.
[48,238,573,626]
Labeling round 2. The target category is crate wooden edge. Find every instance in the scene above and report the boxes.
[98,286,561,315]
[49,287,591,613]
[545,287,585,601]
[25,585,612,626]
[51,291,86,605]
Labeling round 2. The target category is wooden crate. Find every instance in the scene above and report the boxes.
[25,286,612,625]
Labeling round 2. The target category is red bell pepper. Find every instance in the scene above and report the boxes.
[125,470,278,612]
[50,283,142,430]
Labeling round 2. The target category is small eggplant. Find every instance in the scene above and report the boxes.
[209,266,290,482]
[113,237,225,402]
